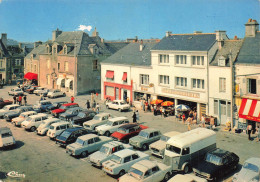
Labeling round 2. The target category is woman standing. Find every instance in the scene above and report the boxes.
[132,112,137,123]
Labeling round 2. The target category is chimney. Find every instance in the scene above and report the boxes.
[194,31,202,34]
[52,28,62,41]
[34,41,42,48]
[1,33,7,47]
[101,38,104,43]
[92,27,99,37]
[166,31,172,37]
[215,30,226,49]
[234,35,238,40]
[245,19,259,37]
[140,40,144,51]
[18,43,22,49]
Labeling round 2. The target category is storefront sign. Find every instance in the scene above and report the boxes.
[141,86,148,92]
[237,121,247,130]
[239,114,260,122]
[161,88,200,98]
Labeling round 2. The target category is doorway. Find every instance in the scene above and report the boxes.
[123,90,127,101]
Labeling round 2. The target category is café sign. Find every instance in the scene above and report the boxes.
[161,88,200,98]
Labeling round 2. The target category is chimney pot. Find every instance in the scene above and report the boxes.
[166,31,172,37]
[234,35,238,40]
[249,18,252,22]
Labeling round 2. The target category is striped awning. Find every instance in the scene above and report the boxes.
[238,98,260,122]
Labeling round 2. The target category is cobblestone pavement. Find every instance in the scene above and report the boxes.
[0,86,259,182]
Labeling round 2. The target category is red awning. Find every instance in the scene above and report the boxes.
[24,72,38,80]
[105,71,114,79]
[122,72,127,81]
[238,98,260,122]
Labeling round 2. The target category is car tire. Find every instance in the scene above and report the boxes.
[142,144,148,151]
[30,126,36,132]
[81,151,88,158]
[183,164,190,174]
[118,170,125,177]
[163,172,170,182]
[104,131,110,137]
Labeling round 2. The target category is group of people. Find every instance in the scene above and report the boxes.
[13,95,27,106]
[247,124,260,142]
[85,100,100,113]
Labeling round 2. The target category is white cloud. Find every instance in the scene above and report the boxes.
[77,25,92,32]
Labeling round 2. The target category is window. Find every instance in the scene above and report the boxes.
[152,166,159,173]
[175,55,187,65]
[93,60,98,70]
[15,59,21,66]
[47,60,50,69]
[248,79,256,94]
[34,65,37,72]
[140,74,149,85]
[192,56,204,66]
[94,137,100,142]
[88,139,94,144]
[159,54,169,64]
[176,77,187,87]
[159,75,169,85]
[132,154,139,160]
[64,61,69,72]
[53,46,57,54]
[219,78,226,92]
[60,125,66,130]
[63,47,67,54]
[58,63,60,71]
[149,133,154,138]
[182,147,190,155]
[214,100,218,115]
[192,79,205,89]
[0,60,3,67]
[124,156,131,163]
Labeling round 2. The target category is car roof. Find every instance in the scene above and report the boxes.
[19,106,33,109]
[62,103,78,107]
[108,117,128,122]
[66,107,81,111]
[164,131,181,137]
[78,134,98,140]
[40,100,51,103]
[51,121,70,126]
[54,101,68,104]
[209,148,231,158]
[131,160,157,172]
[0,127,11,134]
[63,127,83,133]
[114,149,136,158]
[96,113,110,117]
[43,118,60,123]
[6,104,20,108]
[245,157,260,166]
[119,123,139,130]
[141,128,160,133]
[104,141,123,148]
[29,113,48,118]
[21,111,37,115]
[80,110,95,114]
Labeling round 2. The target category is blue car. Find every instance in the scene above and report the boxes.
[33,100,53,112]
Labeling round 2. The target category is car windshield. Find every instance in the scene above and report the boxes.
[25,117,32,122]
[205,153,222,165]
[49,126,54,130]
[128,168,143,180]
[106,121,114,126]
[160,135,170,142]
[99,146,111,155]
[93,115,101,120]
[166,144,181,154]
[139,131,149,138]
[110,155,122,164]
[66,110,73,114]
[77,112,85,118]
[60,131,71,138]
[2,106,9,110]
[76,138,84,145]
[117,128,127,134]
[2,132,12,138]
[243,162,259,172]
[59,106,66,110]
[120,101,126,105]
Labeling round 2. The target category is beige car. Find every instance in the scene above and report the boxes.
[149,131,180,158]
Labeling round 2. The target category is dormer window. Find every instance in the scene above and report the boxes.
[218,56,227,66]
[63,46,67,54]
[52,46,57,54]
[88,44,98,55]
[46,45,52,54]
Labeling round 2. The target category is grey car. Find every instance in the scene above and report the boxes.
[0,104,20,119]
[59,107,83,121]
[4,106,34,122]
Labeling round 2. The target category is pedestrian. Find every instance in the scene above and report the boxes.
[187,119,191,131]
[71,96,75,103]
[126,97,129,104]
[145,101,148,112]
[247,124,252,141]
[96,103,100,114]
[141,100,144,111]
[13,96,17,104]
[153,105,157,116]
[201,114,205,128]
[18,95,22,105]
[86,100,90,110]
[210,116,215,130]
[96,92,99,99]
[136,110,139,121]
[92,100,96,111]
[161,107,165,118]
[132,111,137,123]
[256,125,260,142]
[23,95,27,106]
[182,113,186,124]
[40,94,44,101]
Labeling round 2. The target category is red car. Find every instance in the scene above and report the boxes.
[111,123,148,143]
[51,103,79,118]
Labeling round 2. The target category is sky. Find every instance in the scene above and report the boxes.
[0,0,259,42]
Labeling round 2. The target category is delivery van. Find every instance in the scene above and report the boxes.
[0,127,16,148]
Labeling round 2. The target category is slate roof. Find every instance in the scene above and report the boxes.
[104,42,129,54]
[0,39,9,57]
[210,40,243,66]
[236,32,260,64]
[102,42,157,66]
[25,44,46,60]
[152,33,216,51]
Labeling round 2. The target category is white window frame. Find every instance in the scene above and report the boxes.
[248,78,257,94]
[175,55,187,65]
[219,77,226,92]
[192,56,204,66]
[140,74,149,85]
[159,54,169,64]
[159,75,169,85]
[192,78,205,89]
[176,77,187,87]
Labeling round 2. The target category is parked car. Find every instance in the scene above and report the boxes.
[12,111,37,127]
[33,87,44,94]
[59,107,83,121]
[46,101,68,113]
[8,88,24,96]
[89,141,133,167]
[55,127,89,147]
[168,174,207,182]
[0,99,13,109]
[232,157,260,182]
[106,100,130,112]
[111,123,148,143]
[21,113,49,132]
[36,89,50,97]
[118,159,171,182]
[102,149,149,177]
[51,103,79,118]
[129,128,161,151]
[96,117,130,137]
[36,118,61,135]
[0,104,20,119]
[193,148,239,181]
[47,89,66,98]
[0,127,16,148]
[70,110,96,126]
[33,100,53,112]
[4,106,34,122]
[66,134,113,158]
[83,113,114,132]
[149,131,180,158]
[47,122,72,139]
[25,85,39,94]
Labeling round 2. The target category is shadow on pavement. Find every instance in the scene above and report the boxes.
[0,171,7,180]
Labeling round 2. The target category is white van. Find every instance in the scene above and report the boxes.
[21,113,48,132]
[12,111,37,126]
[47,122,71,139]
[37,118,61,135]
[163,128,216,173]
[0,127,16,148]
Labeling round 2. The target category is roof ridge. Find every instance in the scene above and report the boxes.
[170,33,216,36]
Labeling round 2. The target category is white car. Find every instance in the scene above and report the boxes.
[168,174,207,182]
[0,104,20,118]
[119,160,172,182]
[47,89,66,98]
[21,113,48,132]
[37,118,61,135]
[95,117,129,136]
[83,113,115,132]
[89,141,133,167]
[12,111,37,126]
[33,87,44,94]
[106,100,130,112]
[102,149,150,177]
[8,88,24,96]
[47,122,71,139]
[36,89,50,96]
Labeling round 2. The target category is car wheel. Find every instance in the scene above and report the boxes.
[118,170,125,177]
[104,131,110,137]
[106,105,109,109]
[141,144,148,151]
[118,108,122,112]
[30,126,36,132]
[183,164,190,174]
[81,151,88,158]
[163,172,170,181]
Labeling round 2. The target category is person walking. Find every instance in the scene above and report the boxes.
[92,100,96,111]
[96,92,99,99]
[256,125,260,142]
[18,95,22,105]
[86,100,90,110]
[141,100,144,112]
[153,105,157,116]
[247,124,252,141]
[201,114,205,128]
[23,95,27,106]
[136,110,139,122]
[96,103,100,114]
[13,96,17,104]
[132,111,137,123]
[71,96,75,103]
[162,107,166,118]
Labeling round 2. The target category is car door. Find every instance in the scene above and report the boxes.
[87,138,95,153]
[153,131,161,142]
[111,121,119,133]
[94,137,103,151]
[123,155,132,171]
[150,166,162,182]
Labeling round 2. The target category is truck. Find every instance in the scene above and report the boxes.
[163,128,216,174]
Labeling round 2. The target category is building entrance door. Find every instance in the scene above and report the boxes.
[123,90,127,101]
[220,100,227,125]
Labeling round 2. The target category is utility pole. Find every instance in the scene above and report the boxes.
[230,50,234,130]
